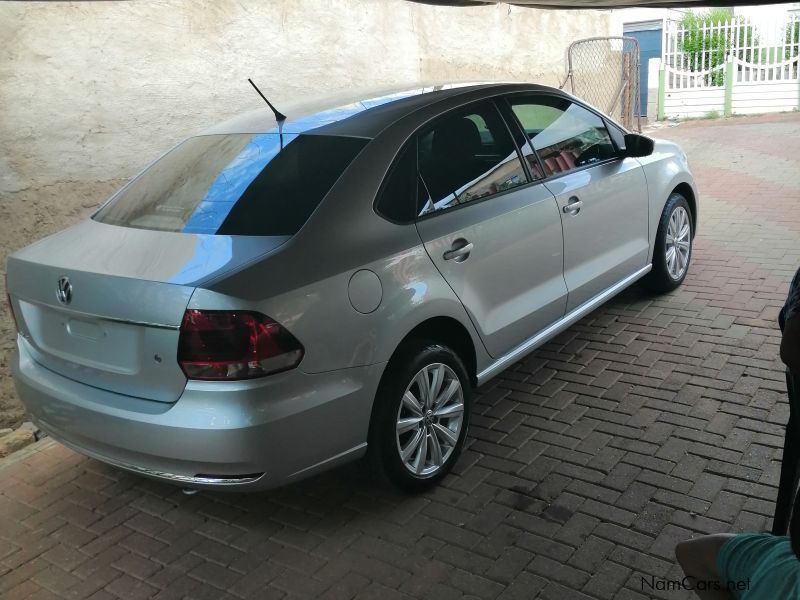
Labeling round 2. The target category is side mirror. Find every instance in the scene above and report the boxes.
[622,133,655,158]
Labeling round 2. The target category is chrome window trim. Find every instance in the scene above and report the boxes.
[413,99,530,220]
[502,92,623,184]
[413,176,547,223]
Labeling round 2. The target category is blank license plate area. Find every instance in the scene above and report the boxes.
[19,300,142,374]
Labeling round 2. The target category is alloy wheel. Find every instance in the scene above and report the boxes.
[665,205,691,280]
[395,363,464,477]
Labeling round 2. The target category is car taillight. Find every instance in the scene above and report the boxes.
[4,275,18,333]
[178,310,304,380]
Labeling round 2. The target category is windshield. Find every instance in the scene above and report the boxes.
[93,133,368,236]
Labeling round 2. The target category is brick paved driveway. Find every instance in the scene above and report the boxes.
[2,114,799,600]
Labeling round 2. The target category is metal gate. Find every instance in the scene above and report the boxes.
[561,36,642,132]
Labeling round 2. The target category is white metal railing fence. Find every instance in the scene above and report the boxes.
[663,13,800,89]
[663,63,726,90]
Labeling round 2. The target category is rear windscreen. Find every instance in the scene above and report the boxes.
[93,133,369,235]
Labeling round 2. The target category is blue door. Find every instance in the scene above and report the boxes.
[625,25,662,117]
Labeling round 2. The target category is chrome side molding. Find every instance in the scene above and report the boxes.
[476,265,652,385]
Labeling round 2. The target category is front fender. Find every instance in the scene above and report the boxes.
[638,139,699,263]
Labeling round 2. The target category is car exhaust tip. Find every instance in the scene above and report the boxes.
[181,488,199,496]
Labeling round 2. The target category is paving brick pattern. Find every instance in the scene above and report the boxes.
[2,114,800,600]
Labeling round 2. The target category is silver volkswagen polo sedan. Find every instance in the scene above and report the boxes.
[7,83,697,492]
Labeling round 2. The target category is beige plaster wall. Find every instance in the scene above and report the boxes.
[0,0,610,192]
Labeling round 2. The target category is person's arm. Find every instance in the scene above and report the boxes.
[676,535,737,600]
[781,314,800,374]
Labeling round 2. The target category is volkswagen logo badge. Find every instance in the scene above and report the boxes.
[56,276,72,305]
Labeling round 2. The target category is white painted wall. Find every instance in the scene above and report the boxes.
[658,67,800,119]
[0,0,610,193]
[732,81,800,114]
[663,88,726,119]
[647,56,661,118]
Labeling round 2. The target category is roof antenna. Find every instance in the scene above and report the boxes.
[248,78,287,148]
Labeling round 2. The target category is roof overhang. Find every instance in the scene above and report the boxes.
[407,0,795,8]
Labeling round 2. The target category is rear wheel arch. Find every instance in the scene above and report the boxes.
[365,316,476,490]
[385,316,478,387]
[366,316,477,450]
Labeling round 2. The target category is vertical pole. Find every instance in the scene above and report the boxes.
[796,16,800,110]
[658,66,666,121]
[719,19,723,77]
[622,52,632,129]
[780,17,786,80]
[724,57,734,117]
[701,21,706,75]
[679,21,684,87]
[735,15,740,63]
[795,16,799,83]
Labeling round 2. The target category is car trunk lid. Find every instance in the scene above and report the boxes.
[7,219,288,402]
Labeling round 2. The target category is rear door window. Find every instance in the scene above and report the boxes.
[417,101,528,216]
[93,133,368,236]
[508,96,618,177]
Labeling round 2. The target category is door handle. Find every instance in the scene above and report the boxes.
[563,197,583,215]
[443,240,473,262]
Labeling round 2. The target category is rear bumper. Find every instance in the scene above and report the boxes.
[12,337,384,491]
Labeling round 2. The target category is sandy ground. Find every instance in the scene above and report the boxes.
[0,180,125,429]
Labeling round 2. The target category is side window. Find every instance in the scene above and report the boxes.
[375,142,426,223]
[417,101,527,217]
[509,96,617,178]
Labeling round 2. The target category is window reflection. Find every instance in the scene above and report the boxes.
[417,102,527,217]
[511,98,617,177]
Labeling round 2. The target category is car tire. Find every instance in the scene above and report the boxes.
[367,341,471,493]
[642,192,693,293]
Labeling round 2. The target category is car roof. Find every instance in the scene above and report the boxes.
[200,82,563,139]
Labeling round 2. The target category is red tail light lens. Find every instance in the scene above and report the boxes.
[178,310,304,380]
